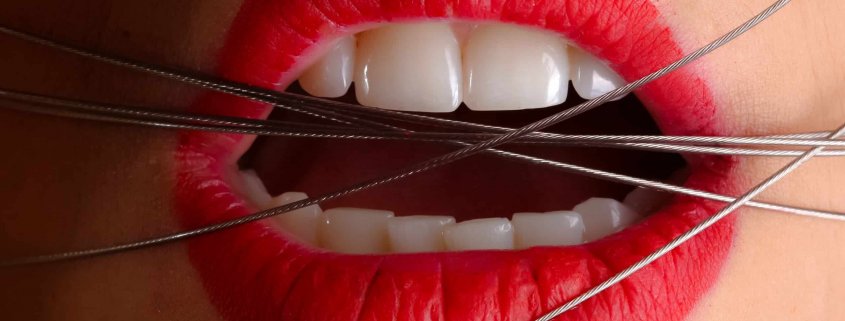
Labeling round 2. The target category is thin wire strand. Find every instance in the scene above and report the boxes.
[2,89,842,221]
[535,120,845,321]
[4,88,845,158]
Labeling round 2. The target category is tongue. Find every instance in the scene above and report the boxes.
[246,96,684,221]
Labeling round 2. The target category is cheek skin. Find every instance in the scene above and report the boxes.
[660,0,845,320]
[0,1,240,320]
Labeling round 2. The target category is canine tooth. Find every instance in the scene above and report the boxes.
[573,198,640,242]
[299,36,356,98]
[443,218,514,251]
[623,187,671,215]
[321,208,394,254]
[512,211,585,249]
[570,47,627,100]
[388,215,455,253]
[239,169,271,207]
[463,24,569,110]
[266,192,323,246]
[623,169,689,214]
[355,23,462,112]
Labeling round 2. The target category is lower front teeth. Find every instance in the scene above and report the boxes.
[321,208,395,254]
[256,188,663,254]
[512,211,585,249]
[388,216,456,253]
[443,218,515,251]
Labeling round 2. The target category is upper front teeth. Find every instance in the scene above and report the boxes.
[296,22,627,112]
[355,23,463,112]
[462,24,569,110]
[255,189,659,254]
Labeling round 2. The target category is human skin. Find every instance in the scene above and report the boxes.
[0,0,844,320]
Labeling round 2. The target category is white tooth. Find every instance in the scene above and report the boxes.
[623,187,671,215]
[463,24,569,110]
[570,47,627,101]
[321,208,394,254]
[573,198,640,242]
[265,192,323,246]
[239,169,271,207]
[443,218,514,251]
[299,36,356,98]
[355,23,462,112]
[388,215,455,253]
[623,168,689,214]
[512,211,585,249]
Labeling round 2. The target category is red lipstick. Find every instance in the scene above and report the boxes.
[175,0,736,320]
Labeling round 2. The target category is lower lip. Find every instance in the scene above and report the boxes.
[174,0,737,320]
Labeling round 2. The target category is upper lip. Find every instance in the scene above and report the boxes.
[175,0,737,320]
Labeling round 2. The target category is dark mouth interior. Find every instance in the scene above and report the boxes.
[240,83,686,221]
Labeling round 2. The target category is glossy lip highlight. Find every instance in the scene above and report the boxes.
[175,0,737,320]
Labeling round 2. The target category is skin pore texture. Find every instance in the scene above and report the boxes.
[0,0,844,320]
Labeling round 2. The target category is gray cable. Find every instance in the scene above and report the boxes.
[535,120,845,321]
[4,88,845,157]
[3,89,842,221]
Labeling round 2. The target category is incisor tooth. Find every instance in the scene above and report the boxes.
[355,23,462,112]
[299,36,356,98]
[443,218,514,250]
[463,24,569,110]
[574,198,640,242]
[388,215,455,253]
[512,211,585,249]
[570,47,627,100]
[266,192,323,246]
[321,208,394,254]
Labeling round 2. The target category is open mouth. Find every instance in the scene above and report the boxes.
[242,79,687,252]
[239,22,689,249]
[175,1,737,320]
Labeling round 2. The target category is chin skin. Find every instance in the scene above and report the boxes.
[1,0,845,320]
